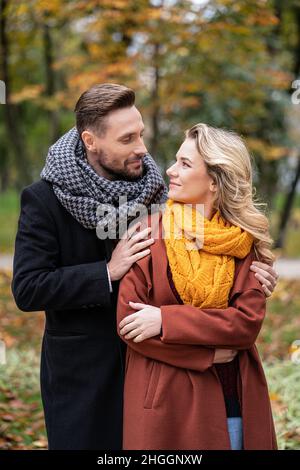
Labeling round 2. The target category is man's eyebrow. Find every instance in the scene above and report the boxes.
[118,128,145,140]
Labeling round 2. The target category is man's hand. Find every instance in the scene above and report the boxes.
[119,302,162,343]
[108,222,154,281]
[213,349,238,364]
[250,261,279,297]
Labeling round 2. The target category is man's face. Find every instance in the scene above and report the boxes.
[82,106,148,181]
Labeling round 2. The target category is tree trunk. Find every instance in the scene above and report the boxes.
[275,6,300,248]
[275,156,300,248]
[0,0,31,188]
[43,19,60,144]
[149,42,160,159]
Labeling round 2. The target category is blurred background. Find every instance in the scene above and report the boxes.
[0,0,299,450]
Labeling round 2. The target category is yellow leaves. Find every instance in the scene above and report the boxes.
[177,47,189,57]
[67,59,135,94]
[0,333,15,349]
[147,7,164,21]
[34,0,62,16]
[0,270,45,351]
[10,85,44,104]
[87,43,103,59]
[264,69,294,91]
[53,55,86,72]
[32,439,48,448]
[246,137,288,161]
[269,392,280,402]
[14,3,30,17]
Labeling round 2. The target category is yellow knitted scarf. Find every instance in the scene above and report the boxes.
[162,199,254,309]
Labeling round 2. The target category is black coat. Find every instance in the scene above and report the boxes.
[12,180,127,450]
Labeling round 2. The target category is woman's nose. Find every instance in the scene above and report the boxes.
[166,162,177,177]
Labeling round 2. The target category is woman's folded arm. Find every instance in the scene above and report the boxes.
[117,260,215,372]
[160,288,265,349]
[160,252,266,349]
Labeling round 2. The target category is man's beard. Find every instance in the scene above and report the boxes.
[97,150,145,182]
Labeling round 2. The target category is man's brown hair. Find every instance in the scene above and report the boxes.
[74,83,135,137]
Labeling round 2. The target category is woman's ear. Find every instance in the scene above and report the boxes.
[210,179,217,193]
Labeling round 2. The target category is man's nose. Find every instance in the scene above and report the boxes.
[134,139,148,156]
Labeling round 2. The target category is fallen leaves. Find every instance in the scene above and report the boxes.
[0,270,47,450]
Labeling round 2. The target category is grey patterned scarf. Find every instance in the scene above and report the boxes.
[40,127,167,236]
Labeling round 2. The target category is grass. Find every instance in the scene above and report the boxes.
[264,361,300,450]
[0,350,47,450]
[0,268,299,449]
[0,191,20,254]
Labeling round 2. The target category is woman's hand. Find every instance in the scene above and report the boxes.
[213,349,237,363]
[119,302,162,343]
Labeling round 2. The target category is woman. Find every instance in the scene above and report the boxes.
[117,123,277,450]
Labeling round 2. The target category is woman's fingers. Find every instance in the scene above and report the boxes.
[120,322,137,335]
[129,302,147,309]
[119,312,138,330]
[125,328,142,340]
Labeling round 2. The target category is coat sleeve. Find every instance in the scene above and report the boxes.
[117,259,215,372]
[160,251,266,350]
[12,186,111,312]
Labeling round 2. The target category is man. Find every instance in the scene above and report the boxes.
[12,83,278,450]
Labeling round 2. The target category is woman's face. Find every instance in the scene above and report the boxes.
[166,138,217,207]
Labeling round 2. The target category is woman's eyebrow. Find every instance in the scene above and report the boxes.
[177,155,193,163]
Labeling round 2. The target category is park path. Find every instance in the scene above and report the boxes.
[0,253,300,279]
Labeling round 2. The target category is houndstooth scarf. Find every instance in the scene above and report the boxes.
[40,127,168,236]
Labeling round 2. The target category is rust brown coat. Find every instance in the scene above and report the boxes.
[116,217,277,450]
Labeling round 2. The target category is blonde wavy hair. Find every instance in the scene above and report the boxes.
[186,123,274,263]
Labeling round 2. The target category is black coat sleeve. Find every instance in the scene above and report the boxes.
[11,186,111,312]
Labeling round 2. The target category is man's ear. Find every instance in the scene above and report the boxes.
[81,130,96,152]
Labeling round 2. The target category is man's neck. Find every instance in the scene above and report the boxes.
[85,149,116,180]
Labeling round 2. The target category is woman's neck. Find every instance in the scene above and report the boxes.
[189,202,215,221]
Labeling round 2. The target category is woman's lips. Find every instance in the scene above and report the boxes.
[169,182,181,187]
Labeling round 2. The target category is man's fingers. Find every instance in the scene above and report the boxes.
[251,262,279,281]
[252,261,271,271]
[251,266,276,288]
[125,221,142,240]
[262,284,272,297]
[130,238,154,254]
[128,226,152,246]
[254,272,273,289]
[133,249,151,261]
[254,272,273,294]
